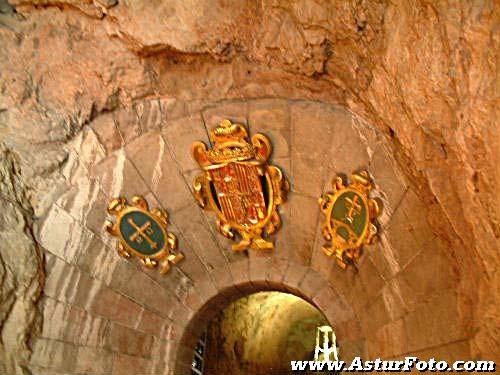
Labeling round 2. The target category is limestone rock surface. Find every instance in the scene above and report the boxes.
[0,0,498,373]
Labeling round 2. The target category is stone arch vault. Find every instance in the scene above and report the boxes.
[2,3,499,373]
[0,0,500,375]
[173,277,357,375]
[25,98,470,374]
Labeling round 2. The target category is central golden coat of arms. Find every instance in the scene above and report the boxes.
[192,119,289,251]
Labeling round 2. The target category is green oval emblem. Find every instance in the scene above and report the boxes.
[331,191,368,242]
[119,211,166,256]
[319,171,381,269]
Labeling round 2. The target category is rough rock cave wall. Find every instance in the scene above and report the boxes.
[0,0,498,374]
[204,292,329,375]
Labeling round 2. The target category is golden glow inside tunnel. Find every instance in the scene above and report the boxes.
[192,291,336,375]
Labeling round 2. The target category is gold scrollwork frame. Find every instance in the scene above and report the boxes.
[319,171,381,269]
[104,196,184,274]
[192,119,289,251]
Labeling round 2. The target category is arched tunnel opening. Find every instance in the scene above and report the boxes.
[190,291,339,375]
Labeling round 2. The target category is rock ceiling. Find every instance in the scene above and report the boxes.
[0,1,498,374]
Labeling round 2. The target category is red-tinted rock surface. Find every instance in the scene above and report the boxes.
[0,1,498,374]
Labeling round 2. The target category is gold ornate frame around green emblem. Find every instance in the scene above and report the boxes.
[319,171,381,269]
[105,196,184,274]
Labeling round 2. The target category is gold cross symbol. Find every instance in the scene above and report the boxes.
[128,218,158,250]
[345,195,362,224]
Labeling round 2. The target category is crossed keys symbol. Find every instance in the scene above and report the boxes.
[128,218,158,250]
[344,195,362,225]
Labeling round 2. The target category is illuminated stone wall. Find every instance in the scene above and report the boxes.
[0,1,498,374]
[204,292,329,375]
[0,95,473,374]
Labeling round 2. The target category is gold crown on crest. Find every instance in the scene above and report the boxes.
[207,119,257,163]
